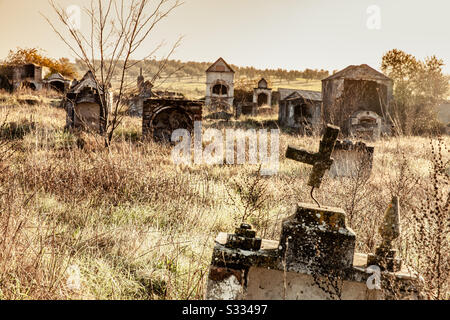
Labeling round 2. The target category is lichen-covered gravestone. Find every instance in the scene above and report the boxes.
[206,125,422,300]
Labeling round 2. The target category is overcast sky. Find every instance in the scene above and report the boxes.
[0,0,449,73]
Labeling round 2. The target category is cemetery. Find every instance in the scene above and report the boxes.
[0,0,448,303]
[206,127,420,300]
[0,51,447,301]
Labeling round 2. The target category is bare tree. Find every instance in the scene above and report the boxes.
[44,0,183,145]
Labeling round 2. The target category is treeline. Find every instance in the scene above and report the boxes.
[381,49,449,135]
[74,58,330,82]
[235,66,330,82]
[1,48,330,84]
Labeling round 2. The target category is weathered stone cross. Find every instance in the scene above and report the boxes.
[286,124,340,189]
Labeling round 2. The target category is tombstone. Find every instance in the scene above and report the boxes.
[367,197,402,272]
[137,67,145,89]
[142,98,202,142]
[63,71,109,133]
[15,64,44,91]
[278,89,322,134]
[206,125,421,300]
[322,64,394,139]
[286,125,340,193]
[253,78,272,108]
[128,69,154,117]
[329,140,374,178]
[44,73,71,93]
[205,58,235,111]
[349,110,383,140]
[0,64,43,92]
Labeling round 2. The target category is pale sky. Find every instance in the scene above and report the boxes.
[0,0,449,73]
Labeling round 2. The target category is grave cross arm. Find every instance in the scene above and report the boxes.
[286,124,340,189]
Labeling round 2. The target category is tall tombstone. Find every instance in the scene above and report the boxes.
[63,71,108,133]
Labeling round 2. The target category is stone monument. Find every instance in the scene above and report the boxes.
[206,125,421,300]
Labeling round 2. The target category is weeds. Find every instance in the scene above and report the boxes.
[226,166,273,236]
[411,138,449,300]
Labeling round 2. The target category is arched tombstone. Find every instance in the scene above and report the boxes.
[349,111,383,140]
[253,78,272,108]
[142,98,203,143]
[63,71,108,133]
[257,78,268,89]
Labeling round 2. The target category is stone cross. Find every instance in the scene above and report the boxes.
[286,124,340,188]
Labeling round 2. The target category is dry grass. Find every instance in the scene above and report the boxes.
[0,94,448,300]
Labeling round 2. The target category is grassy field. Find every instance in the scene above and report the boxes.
[0,91,448,300]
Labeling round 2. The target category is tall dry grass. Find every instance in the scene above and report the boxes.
[0,96,448,300]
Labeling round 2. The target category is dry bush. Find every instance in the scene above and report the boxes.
[319,136,448,299]
[410,138,449,299]
[0,140,76,299]
[225,166,274,237]
[0,101,226,299]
